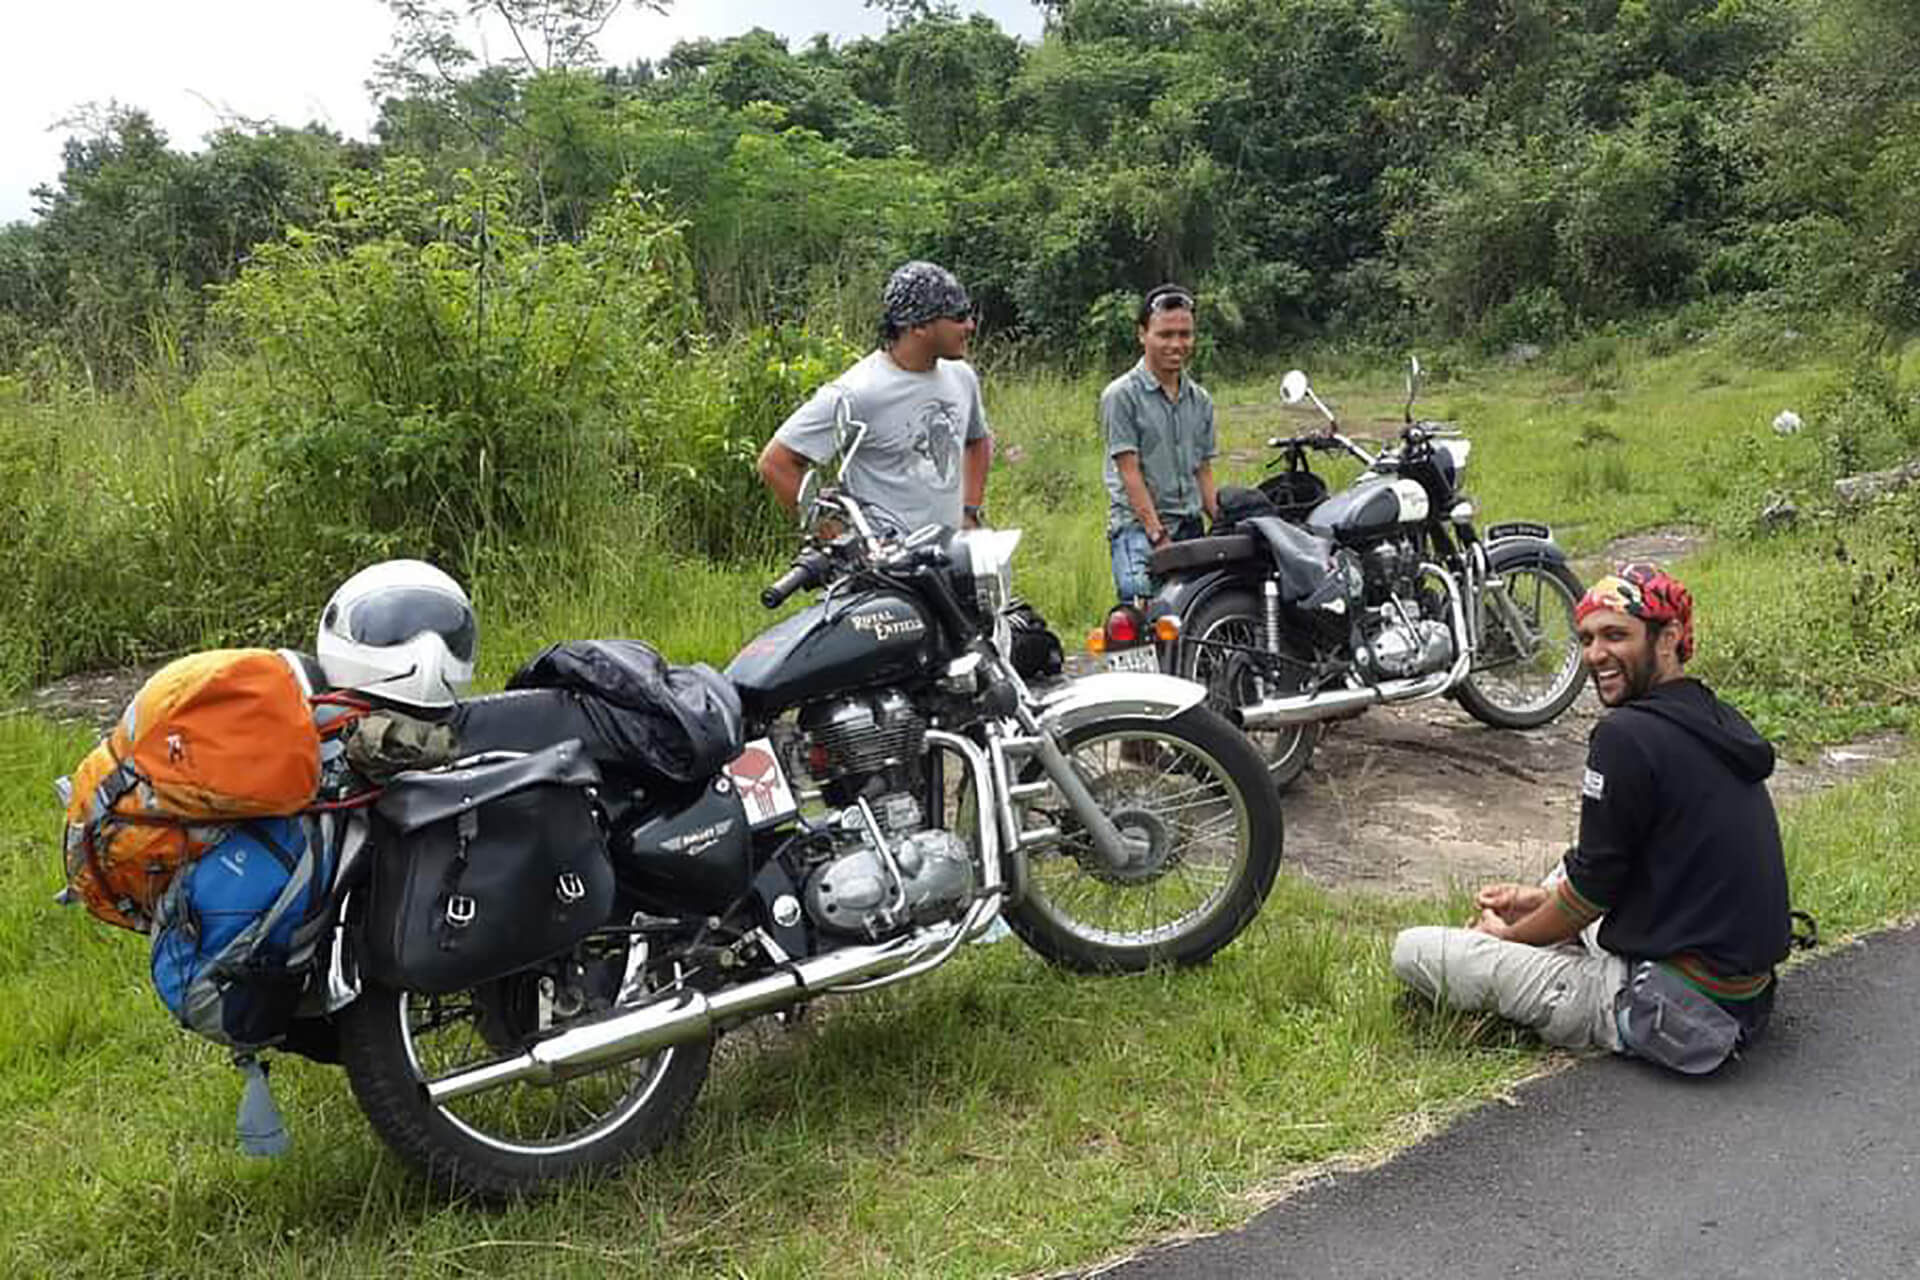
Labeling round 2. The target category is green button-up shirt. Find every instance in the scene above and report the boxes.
[1101,359,1216,535]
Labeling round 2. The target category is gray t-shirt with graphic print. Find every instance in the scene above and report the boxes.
[775,349,991,535]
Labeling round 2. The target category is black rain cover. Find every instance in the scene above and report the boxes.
[504,640,744,786]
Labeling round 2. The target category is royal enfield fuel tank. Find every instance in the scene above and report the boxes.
[725,589,940,715]
[1307,475,1431,542]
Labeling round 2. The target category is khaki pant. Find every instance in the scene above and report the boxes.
[1392,926,1627,1052]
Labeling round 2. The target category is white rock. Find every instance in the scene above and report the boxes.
[1772,409,1803,436]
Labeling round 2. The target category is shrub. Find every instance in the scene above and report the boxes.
[208,161,702,581]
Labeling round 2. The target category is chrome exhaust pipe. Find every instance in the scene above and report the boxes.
[425,924,961,1104]
[1238,669,1454,728]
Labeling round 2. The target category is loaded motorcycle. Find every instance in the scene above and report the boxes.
[213,408,1283,1198]
[1095,359,1585,791]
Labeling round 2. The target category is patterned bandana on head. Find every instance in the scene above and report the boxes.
[882,260,970,331]
[1575,562,1695,661]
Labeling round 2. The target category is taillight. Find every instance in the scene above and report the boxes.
[1104,607,1142,646]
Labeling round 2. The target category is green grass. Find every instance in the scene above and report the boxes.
[4,704,1918,1278]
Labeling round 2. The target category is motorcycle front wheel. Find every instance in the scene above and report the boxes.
[339,953,711,1199]
[1177,588,1319,791]
[1454,560,1585,729]
[1004,705,1283,973]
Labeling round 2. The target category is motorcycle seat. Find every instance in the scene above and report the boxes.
[1148,533,1260,576]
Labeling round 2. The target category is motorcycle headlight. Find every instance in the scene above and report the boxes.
[950,527,1024,620]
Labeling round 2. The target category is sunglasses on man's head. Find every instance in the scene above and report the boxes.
[1147,290,1196,313]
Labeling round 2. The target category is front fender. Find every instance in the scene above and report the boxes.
[1034,671,1208,735]
[1486,532,1570,574]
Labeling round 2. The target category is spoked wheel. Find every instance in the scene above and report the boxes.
[340,943,711,1199]
[1178,588,1319,791]
[1455,559,1586,729]
[1004,705,1283,972]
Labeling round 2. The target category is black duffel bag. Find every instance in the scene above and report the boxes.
[361,740,616,995]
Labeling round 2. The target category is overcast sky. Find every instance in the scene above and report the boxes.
[1,0,1045,224]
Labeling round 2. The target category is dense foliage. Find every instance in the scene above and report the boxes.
[6,0,1918,372]
[4,0,1920,691]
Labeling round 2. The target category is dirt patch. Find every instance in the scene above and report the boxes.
[1276,690,1905,899]
[17,663,165,732]
[1575,526,1711,578]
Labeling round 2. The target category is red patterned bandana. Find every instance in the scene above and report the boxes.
[1575,562,1695,661]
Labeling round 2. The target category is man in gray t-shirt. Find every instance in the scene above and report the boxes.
[758,261,993,536]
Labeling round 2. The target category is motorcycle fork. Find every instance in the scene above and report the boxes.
[988,719,1149,881]
[1428,528,1492,658]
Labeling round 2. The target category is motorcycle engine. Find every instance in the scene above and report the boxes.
[789,692,977,939]
[1348,536,1455,680]
[1358,606,1455,680]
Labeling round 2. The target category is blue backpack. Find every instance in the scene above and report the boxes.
[150,817,333,1051]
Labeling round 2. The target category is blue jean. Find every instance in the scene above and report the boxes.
[1110,516,1204,602]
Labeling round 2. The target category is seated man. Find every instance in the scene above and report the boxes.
[1392,563,1791,1073]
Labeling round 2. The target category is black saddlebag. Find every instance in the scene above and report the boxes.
[361,740,616,995]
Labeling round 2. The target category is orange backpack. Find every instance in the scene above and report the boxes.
[60,649,324,931]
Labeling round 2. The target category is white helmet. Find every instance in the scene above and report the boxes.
[316,559,477,708]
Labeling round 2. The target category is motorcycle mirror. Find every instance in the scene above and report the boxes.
[1282,369,1339,434]
[796,469,821,528]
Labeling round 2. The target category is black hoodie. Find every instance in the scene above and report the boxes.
[1563,678,1791,988]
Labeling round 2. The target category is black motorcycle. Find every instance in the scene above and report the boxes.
[317,409,1283,1197]
[1096,359,1586,790]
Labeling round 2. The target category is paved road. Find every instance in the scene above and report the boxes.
[1083,925,1920,1280]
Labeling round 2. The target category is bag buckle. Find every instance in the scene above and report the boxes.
[555,872,587,905]
[444,894,477,928]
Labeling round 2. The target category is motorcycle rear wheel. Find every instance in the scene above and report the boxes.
[1454,560,1585,729]
[340,955,711,1199]
[1004,705,1283,972]
[1177,588,1319,791]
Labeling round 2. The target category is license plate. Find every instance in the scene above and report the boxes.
[1105,646,1160,675]
[1486,520,1553,542]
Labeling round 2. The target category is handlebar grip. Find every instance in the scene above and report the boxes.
[761,554,823,609]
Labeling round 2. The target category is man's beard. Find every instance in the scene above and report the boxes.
[1591,635,1662,706]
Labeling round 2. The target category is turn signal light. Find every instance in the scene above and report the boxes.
[1153,617,1182,645]
[1086,627,1109,655]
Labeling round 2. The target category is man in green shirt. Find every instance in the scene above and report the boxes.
[1101,284,1219,601]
